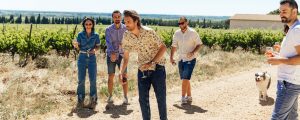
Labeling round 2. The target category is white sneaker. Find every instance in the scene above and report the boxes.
[107,96,114,103]
[123,97,129,104]
[186,96,192,102]
[181,97,187,104]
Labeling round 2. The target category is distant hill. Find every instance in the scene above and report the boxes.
[0,10,229,21]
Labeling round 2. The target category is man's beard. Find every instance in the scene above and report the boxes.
[115,20,121,24]
[281,17,291,23]
[180,26,187,31]
[126,26,134,31]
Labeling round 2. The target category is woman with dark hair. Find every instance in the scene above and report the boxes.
[72,17,100,109]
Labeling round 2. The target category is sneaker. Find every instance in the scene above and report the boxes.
[123,97,129,105]
[107,96,114,103]
[181,97,187,104]
[186,96,192,102]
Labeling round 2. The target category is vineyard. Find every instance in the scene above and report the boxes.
[0,24,286,120]
[0,24,284,66]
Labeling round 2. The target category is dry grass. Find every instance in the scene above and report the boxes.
[0,47,265,119]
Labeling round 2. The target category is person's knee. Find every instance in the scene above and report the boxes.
[108,74,115,78]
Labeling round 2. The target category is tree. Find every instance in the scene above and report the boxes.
[268,9,280,15]
[15,14,22,24]
[25,16,29,24]
[41,16,49,24]
[202,18,206,28]
[0,16,5,23]
[36,14,41,24]
[61,17,65,24]
[9,15,14,23]
[51,17,55,24]
[30,16,36,23]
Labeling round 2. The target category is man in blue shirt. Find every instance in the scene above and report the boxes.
[105,10,128,104]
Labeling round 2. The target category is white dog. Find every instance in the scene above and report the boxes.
[255,72,271,101]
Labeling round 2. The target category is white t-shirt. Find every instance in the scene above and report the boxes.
[171,27,203,62]
[278,20,300,85]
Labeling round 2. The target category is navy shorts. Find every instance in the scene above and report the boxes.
[178,58,196,80]
[107,55,127,74]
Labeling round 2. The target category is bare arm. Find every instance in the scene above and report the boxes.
[268,45,300,65]
[187,44,202,58]
[281,45,300,65]
[170,47,177,64]
[120,50,129,74]
[192,44,202,54]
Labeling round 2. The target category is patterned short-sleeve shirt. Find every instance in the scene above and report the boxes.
[122,26,166,71]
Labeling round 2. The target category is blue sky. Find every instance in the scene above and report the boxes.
[1,0,299,16]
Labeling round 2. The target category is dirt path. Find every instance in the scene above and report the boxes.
[38,66,300,120]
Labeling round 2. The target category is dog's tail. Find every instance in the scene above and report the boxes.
[267,77,271,89]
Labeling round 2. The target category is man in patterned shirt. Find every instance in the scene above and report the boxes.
[119,10,168,120]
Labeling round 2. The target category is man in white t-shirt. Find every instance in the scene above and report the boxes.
[268,0,300,119]
[170,16,202,104]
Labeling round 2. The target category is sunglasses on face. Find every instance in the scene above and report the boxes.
[178,22,185,25]
[85,23,92,26]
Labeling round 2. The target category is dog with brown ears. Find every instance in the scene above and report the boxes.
[255,72,271,101]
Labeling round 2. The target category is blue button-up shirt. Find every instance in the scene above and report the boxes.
[77,31,101,51]
[105,23,127,57]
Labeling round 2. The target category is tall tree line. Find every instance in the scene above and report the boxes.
[0,14,229,29]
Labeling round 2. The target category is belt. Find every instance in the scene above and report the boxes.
[139,64,165,72]
[79,50,94,57]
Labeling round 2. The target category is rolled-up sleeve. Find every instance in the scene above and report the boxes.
[292,28,300,46]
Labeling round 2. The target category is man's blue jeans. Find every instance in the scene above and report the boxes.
[272,80,300,120]
[77,54,98,102]
[138,64,167,120]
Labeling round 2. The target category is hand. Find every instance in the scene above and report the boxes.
[139,62,152,71]
[88,49,96,54]
[110,53,117,62]
[267,57,286,65]
[119,73,127,85]
[274,43,281,52]
[170,58,176,65]
[187,52,194,58]
[72,40,79,49]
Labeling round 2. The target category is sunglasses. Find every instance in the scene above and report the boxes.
[85,23,93,26]
[178,22,185,25]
